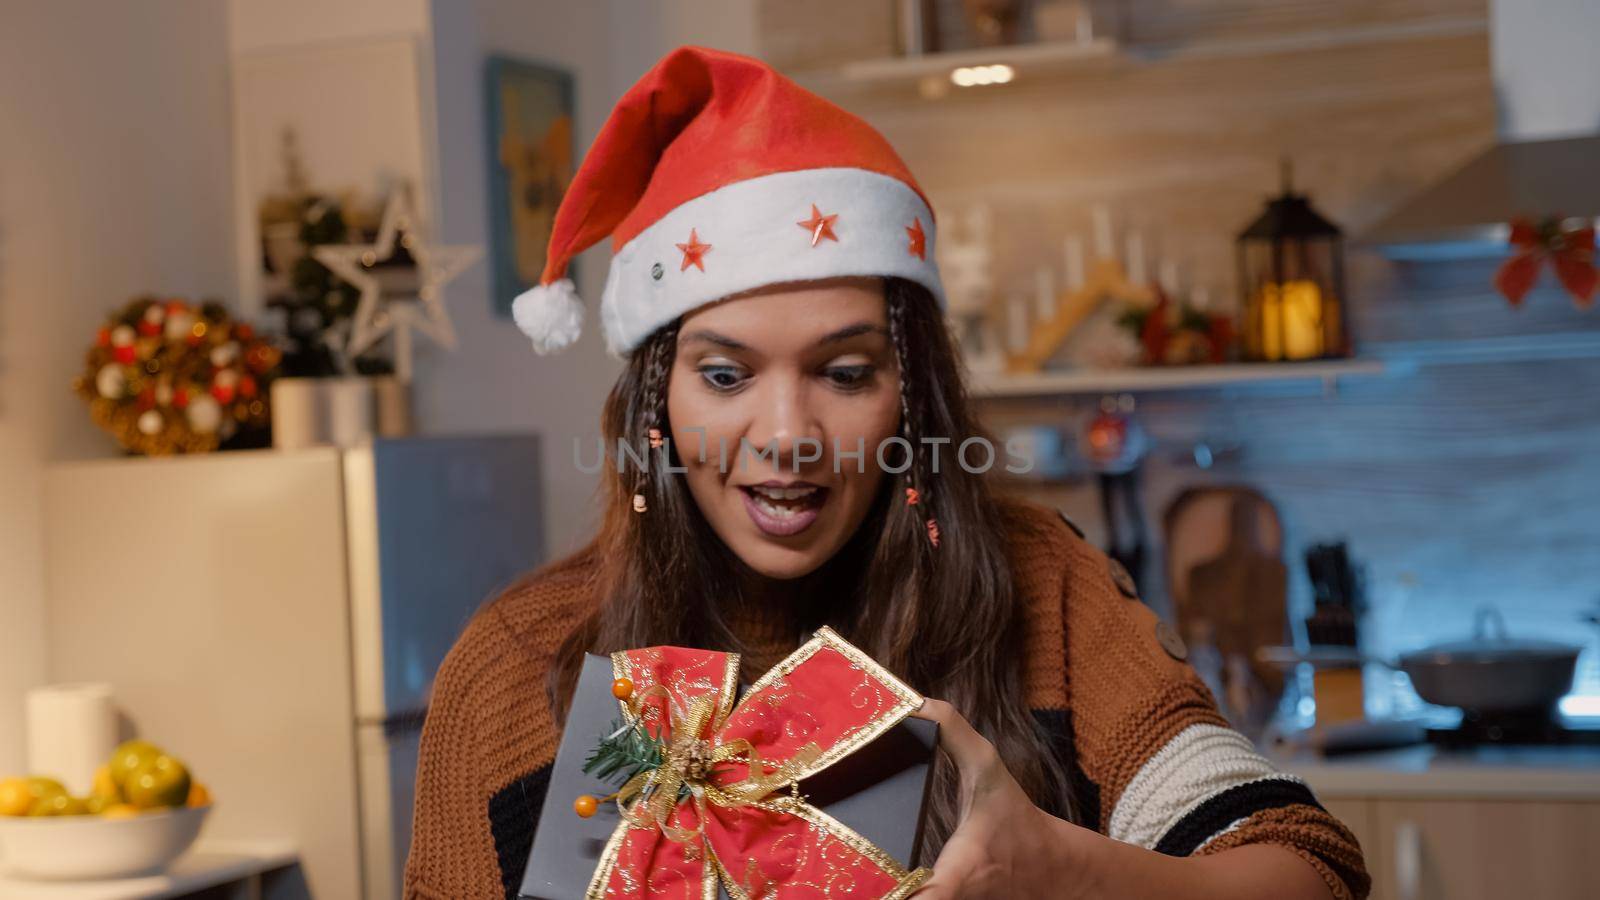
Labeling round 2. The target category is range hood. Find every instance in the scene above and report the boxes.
[1363,0,1600,260]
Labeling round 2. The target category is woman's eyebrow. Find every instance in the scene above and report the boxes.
[678,329,749,351]
[816,323,888,346]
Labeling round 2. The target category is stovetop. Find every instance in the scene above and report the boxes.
[1425,710,1600,747]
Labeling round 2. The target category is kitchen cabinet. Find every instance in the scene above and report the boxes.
[1332,798,1600,900]
[1285,747,1600,899]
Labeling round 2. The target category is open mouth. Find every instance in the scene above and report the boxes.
[739,482,829,537]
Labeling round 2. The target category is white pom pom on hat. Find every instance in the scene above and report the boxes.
[512,278,584,354]
[510,46,944,357]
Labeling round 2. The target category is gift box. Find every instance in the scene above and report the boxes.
[519,628,938,900]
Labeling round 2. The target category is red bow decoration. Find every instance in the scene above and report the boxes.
[1494,216,1597,308]
[587,627,930,900]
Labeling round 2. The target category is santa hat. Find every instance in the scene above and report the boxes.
[512,46,944,356]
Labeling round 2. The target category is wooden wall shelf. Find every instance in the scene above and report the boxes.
[832,38,1118,85]
[791,15,1485,95]
[968,358,1388,398]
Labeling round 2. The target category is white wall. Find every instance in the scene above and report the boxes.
[1491,0,1600,138]
[418,0,758,558]
[229,0,430,54]
[0,0,235,773]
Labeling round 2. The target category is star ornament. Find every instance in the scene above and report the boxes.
[798,204,840,247]
[906,217,927,260]
[677,228,712,272]
[312,190,482,382]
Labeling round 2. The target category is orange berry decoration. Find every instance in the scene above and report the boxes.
[611,677,635,700]
[574,794,598,818]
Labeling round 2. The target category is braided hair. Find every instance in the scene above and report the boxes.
[628,319,680,514]
[885,284,940,549]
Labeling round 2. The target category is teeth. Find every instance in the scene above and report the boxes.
[751,494,800,518]
[751,485,817,501]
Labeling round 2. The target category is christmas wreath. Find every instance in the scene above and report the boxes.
[73,297,282,455]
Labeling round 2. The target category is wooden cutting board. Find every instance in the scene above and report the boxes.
[1164,487,1288,726]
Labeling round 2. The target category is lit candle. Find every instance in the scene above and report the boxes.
[1256,280,1325,361]
[1283,280,1325,360]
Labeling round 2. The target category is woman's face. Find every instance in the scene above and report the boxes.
[667,277,901,581]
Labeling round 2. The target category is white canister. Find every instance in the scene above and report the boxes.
[270,377,325,450]
[26,683,117,795]
[325,376,377,448]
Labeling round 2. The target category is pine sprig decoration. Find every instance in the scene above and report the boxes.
[582,718,665,786]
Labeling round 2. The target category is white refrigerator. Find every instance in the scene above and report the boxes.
[42,435,545,899]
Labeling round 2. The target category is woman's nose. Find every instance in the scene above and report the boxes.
[743,376,823,472]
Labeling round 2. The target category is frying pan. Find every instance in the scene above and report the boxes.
[1397,608,1580,715]
[1258,608,1582,716]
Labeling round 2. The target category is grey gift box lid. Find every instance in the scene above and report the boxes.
[519,652,937,900]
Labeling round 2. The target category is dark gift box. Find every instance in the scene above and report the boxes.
[519,652,938,900]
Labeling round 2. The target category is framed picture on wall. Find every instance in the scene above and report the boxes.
[485,56,577,318]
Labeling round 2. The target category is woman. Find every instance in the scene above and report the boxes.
[405,47,1367,900]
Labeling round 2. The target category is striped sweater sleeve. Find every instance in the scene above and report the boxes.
[1060,531,1370,899]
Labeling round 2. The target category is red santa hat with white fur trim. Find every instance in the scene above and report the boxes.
[512,46,944,356]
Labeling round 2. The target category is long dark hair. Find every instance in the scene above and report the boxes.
[548,277,1075,859]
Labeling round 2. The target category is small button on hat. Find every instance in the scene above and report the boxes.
[511,46,946,356]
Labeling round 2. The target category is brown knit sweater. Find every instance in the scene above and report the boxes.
[404,501,1369,900]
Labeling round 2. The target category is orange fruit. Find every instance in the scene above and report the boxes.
[29,792,85,816]
[108,740,163,790]
[125,755,190,809]
[101,803,140,819]
[91,764,120,802]
[0,778,30,816]
[186,781,212,808]
[22,776,68,817]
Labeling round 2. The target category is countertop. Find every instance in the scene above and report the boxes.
[0,840,297,900]
[1276,744,1600,800]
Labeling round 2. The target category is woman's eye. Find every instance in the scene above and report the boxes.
[698,365,748,391]
[823,365,874,390]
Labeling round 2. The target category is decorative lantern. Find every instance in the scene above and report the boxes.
[1236,163,1349,361]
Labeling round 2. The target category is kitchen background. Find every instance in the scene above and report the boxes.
[2,0,1598,898]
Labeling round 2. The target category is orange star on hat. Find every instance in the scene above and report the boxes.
[511,46,945,355]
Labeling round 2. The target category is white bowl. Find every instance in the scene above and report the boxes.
[0,805,210,880]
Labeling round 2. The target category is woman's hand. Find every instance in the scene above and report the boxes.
[909,698,1084,899]
[909,698,1338,900]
